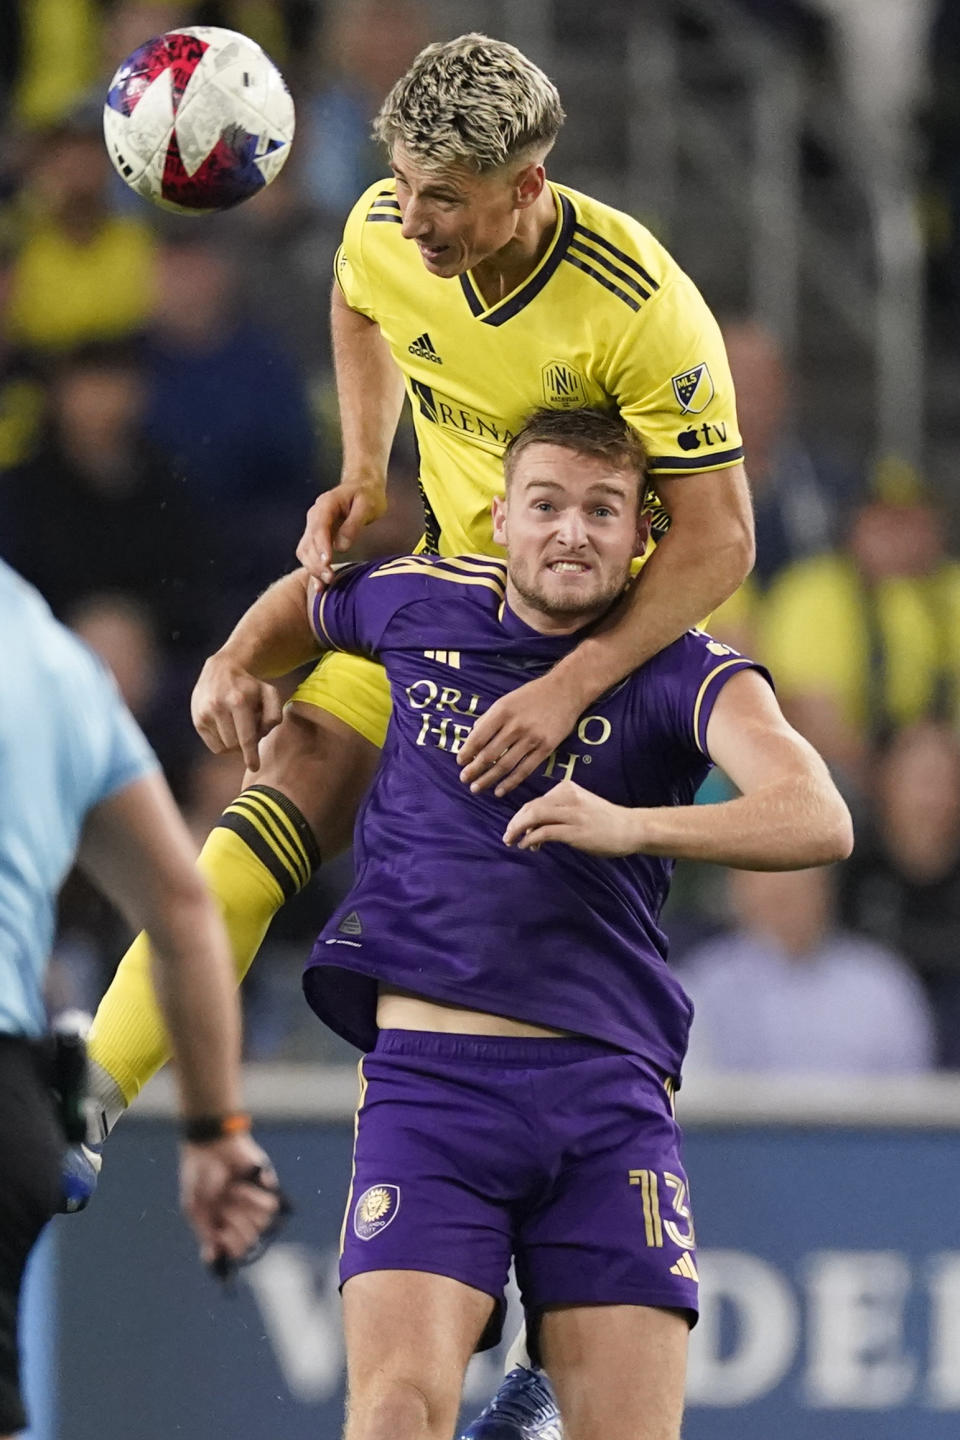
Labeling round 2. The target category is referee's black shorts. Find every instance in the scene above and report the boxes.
[0,1035,63,1436]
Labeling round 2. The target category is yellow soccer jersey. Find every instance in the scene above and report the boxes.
[335,178,743,556]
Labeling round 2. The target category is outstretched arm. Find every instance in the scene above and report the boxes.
[503,669,853,869]
[78,774,282,1266]
[296,285,406,584]
[79,776,245,1120]
[549,466,754,706]
[460,464,755,795]
[191,569,320,770]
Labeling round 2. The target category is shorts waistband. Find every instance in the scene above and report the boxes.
[373,1028,621,1067]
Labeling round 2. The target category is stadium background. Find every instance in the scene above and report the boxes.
[2,0,960,1435]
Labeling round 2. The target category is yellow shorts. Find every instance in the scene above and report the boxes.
[291,650,393,749]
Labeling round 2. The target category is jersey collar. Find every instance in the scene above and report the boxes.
[458,188,576,326]
[498,594,589,653]
[496,594,635,705]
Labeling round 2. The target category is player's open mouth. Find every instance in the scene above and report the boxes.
[548,561,590,573]
[418,244,448,261]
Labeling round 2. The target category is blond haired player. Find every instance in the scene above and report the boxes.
[83,38,753,1425]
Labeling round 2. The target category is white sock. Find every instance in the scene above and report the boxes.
[86,1058,128,1141]
[505,1323,533,1372]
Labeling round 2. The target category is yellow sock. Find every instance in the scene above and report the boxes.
[87,785,320,1107]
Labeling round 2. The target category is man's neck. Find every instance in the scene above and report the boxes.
[470,185,558,305]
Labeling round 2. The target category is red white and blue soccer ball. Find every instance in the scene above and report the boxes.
[103,26,295,214]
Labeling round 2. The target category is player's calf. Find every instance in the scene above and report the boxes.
[540,1304,688,1440]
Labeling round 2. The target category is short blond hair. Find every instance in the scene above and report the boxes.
[374,33,565,174]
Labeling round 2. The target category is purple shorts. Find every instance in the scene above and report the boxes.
[339,1030,698,1347]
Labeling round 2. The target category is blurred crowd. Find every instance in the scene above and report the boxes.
[1,0,959,1072]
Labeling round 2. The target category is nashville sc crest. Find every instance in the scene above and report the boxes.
[354,1183,400,1240]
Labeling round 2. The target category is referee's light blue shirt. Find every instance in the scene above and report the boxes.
[0,562,158,1037]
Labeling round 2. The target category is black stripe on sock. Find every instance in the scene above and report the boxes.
[245,785,322,872]
[229,794,310,890]
[214,813,300,902]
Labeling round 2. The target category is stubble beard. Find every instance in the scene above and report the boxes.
[509,561,628,624]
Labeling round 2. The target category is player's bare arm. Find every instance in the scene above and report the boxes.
[504,667,853,867]
[78,774,283,1265]
[296,286,406,584]
[191,569,319,770]
[460,461,754,795]
[558,463,755,706]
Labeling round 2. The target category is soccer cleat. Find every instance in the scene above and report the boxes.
[459,1367,562,1440]
[60,1142,102,1214]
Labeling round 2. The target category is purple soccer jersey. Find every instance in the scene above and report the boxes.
[305,553,771,1078]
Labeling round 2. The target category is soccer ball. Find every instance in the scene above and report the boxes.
[103,26,295,214]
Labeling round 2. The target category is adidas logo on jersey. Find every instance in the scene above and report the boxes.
[408,332,443,363]
[669,1251,699,1282]
[338,911,363,936]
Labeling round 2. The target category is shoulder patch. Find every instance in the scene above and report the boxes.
[563,222,660,312]
[671,363,714,414]
[371,553,507,599]
[366,189,402,223]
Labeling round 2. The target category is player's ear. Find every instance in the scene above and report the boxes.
[491,494,508,546]
[635,509,652,558]
[514,161,545,209]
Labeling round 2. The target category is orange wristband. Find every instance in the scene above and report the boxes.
[182,1112,251,1144]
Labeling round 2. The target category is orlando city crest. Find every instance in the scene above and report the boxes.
[354,1183,400,1240]
[671,363,714,414]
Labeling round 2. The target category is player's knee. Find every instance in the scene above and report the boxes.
[248,705,379,852]
[245,704,326,792]
[346,1372,458,1440]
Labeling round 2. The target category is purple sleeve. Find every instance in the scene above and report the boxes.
[641,632,774,758]
[310,557,419,658]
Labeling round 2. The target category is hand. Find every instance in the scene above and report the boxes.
[180,1133,285,1271]
[503,779,639,855]
[191,653,284,772]
[296,479,388,584]
[457,672,584,796]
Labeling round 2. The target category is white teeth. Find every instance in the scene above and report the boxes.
[550,562,586,572]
